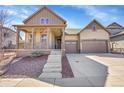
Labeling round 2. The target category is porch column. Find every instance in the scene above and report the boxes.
[47,28,50,49]
[24,32,27,49]
[61,28,65,56]
[16,29,20,49]
[32,28,35,49]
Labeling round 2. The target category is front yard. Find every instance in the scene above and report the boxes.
[0,53,73,79]
[1,55,48,78]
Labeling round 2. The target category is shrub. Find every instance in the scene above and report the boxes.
[31,51,44,57]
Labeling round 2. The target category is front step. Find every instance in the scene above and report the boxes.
[44,64,61,68]
[47,55,61,62]
[44,63,61,67]
[39,73,62,78]
[39,50,62,78]
[50,50,61,55]
[43,67,62,73]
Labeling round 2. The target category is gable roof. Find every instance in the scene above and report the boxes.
[111,31,124,37]
[23,6,66,24]
[106,22,124,29]
[79,19,111,35]
[106,22,124,35]
[65,28,81,35]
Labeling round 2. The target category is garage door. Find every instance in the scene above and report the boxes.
[81,40,108,53]
[65,41,78,53]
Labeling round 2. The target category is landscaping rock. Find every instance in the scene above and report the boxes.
[0,56,15,76]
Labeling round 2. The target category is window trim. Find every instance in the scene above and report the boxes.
[92,24,97,31]
[40,18,49,24]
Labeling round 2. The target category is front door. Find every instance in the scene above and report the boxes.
[56,39,61,49]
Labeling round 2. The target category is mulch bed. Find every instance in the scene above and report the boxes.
[1,55,48,78]
[62,56,74,78]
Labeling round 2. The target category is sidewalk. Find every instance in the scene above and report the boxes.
[0,77,94,87]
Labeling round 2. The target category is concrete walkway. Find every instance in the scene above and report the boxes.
[39,50,62,78]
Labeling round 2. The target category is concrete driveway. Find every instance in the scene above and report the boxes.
[66,53,124,87]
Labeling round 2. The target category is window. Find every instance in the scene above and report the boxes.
[4,33,9,37]
[41,34,47,43]
[41,19,44,24]
[46,18,48,24]
[92,25,97,31]
[40,18,49,24]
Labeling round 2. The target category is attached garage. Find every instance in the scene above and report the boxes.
[65,41,78,53]
[81,40,108,53]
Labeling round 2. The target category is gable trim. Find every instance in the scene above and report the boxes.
[23,6,66,24]
[79,19,111,35]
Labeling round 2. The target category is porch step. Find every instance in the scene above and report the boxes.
[50,50,61,55]
[39,73,62,78]
[48,55,61,60]
[44,63,61,68]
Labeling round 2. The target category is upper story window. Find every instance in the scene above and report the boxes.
[41,19,44,24]
[40,18,49,24]
[46,19,48,24]
[92,25,97,31]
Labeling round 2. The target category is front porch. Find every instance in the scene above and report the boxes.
[13,24,66,56]
[14,25,65,49]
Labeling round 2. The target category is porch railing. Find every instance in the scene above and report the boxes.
[111,48,124,54]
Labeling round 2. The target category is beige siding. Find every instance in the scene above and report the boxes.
[80,29,109,40]
[25,8,64,25]
[65,35,78,41]
[80,21,109,40]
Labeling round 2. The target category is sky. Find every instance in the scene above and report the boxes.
[1,5,124,28]
[0,5,124,39]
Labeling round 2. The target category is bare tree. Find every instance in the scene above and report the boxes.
[0,9,13,62]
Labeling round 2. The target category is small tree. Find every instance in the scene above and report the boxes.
[0,10,13,62]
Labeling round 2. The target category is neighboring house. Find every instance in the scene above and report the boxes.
[110,31,124,49]
[1,27,22,49]
[106,22,124,35]
[106,22,124,49]
[13,6,110,54]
